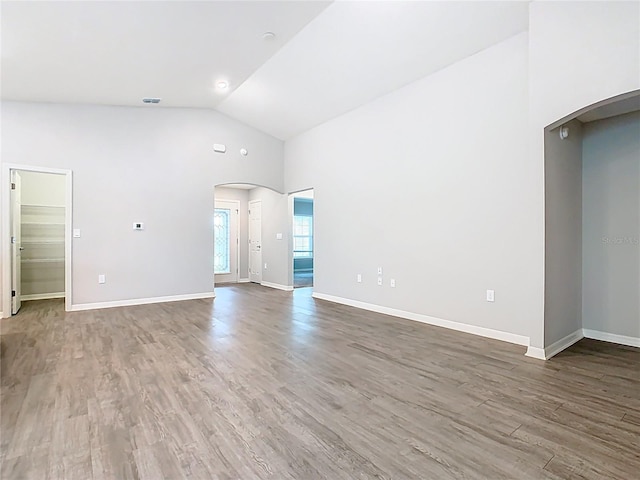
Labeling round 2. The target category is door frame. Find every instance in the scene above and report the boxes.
[213,198,240,285]
[1,164,73,317]
[289,189,315,289]
[248,199,262,284]
[10,171,22,314]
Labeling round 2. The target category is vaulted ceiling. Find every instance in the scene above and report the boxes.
[1,1,529,140]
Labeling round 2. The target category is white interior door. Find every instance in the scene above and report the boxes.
[10,170,22,314]
[249,200,262,284]
[214,200,239,284]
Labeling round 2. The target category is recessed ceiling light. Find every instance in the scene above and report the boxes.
[216,81,228,90]
[263,32,276,41]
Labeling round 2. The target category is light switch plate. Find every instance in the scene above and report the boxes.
[276,233,283,240]
[486,289,495,302]
[73,229,81,238]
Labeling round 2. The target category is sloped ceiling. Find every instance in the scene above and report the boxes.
[1,1,529,140]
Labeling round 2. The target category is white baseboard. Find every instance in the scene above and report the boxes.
[312,292,529,347]
[583,329,640,348]
[238,278,250,283]
[525,327,640,360]
[525,346,546,360]
[21,292,65,301]
[71,292,215,312]
[538,329,584,360]
[261,281,294,292]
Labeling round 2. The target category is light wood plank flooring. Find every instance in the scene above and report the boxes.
[1,284,639,479]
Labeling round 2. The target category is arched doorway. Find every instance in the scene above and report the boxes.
[541,90,640,359]
[213,183,292,291]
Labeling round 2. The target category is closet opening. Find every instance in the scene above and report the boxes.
[541,91,640,358]
[2,166,72,317]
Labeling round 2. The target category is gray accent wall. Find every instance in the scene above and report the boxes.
[527,1,640,349]
[582,111,640,339]
[544,120,583,345]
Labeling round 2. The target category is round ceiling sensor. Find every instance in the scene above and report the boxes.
[263,32,276,40]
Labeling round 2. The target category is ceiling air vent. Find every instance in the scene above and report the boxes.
[142,98,161,104]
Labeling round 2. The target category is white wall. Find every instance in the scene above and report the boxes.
[583,111,640,341]
[529,0,640,348]
[544,120,583,346]
[1,102,283,313]
[285,33,534,340]
[248,187,290,288]
[529,1,640,131]
[215,186,250,281]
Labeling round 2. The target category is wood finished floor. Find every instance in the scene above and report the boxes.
[1,284,639,480]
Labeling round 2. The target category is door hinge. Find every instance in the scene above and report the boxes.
[11,183,16,190]
[11,236,16,244]
[11,290,16,297]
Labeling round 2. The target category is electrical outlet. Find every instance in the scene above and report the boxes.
[486,289,495,302]
[98,274,106,284]
[377,277,383,286]
[357,274,362,283]
[377,266,383,275]
[390,279,396,288]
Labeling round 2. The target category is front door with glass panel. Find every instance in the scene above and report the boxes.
[214,200,239,284]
